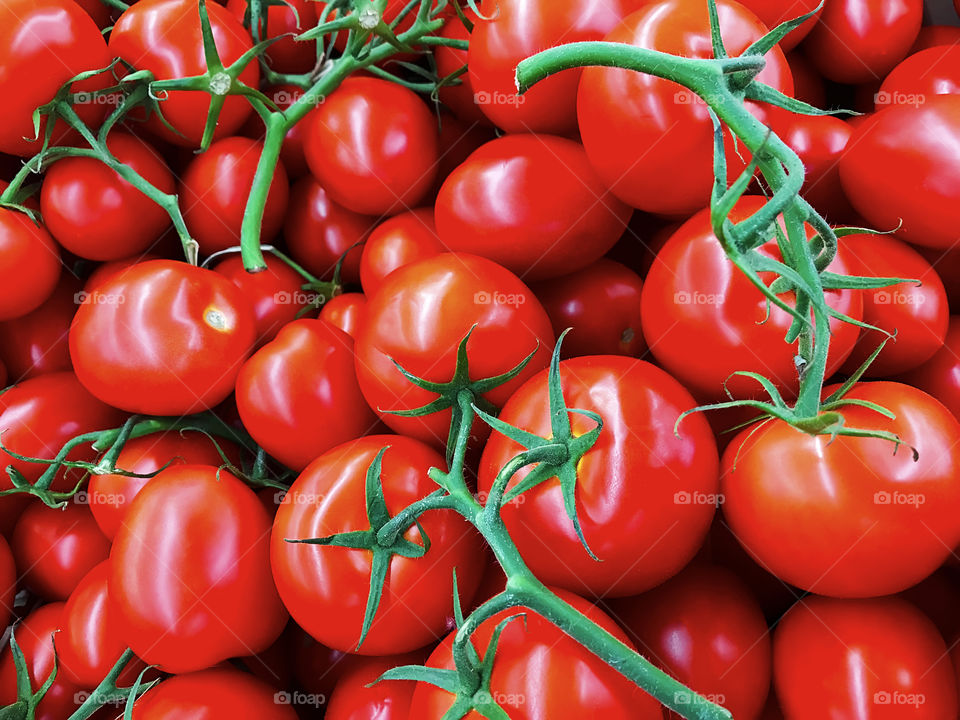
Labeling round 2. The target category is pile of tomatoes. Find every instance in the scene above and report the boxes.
[1,0,960,718]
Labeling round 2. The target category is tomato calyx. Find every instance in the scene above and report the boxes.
[1,630,57,720]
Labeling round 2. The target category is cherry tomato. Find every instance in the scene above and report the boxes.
[0,535,15,630]
[435,16,488,124]
[109,0,259,147]
[236,319,377,471]
[577,0,793,216]
[111,465,288,673]
[272,435,484,655]
[84,253,163,291]
[774,596,957,719]
[226,0,318,73]
[359,208,442,296]
[897,317,960,423]
[0,209,62,321]
[878,44,960,110]
[40,134,175,261]
[0,276,80,382]
[737,0,821,51]
[69,260,256,415]
[722,382,960,597]
[132,668,298,719]
[319,293,367,338]
[325,651,427,720]
[612,563,771,720]
[433,111,497,192]
[354,253,555,448]
[435,134,632,280]
[803,0,922,85]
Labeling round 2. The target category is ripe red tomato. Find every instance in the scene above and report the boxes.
[433,111,496,192]
[69,260,256,415]
[272,435,484,655]
[319,293,367,339]
[0,0,111,157]
[359,208,442,297]
[13,502,110,601]
[109,0,259,147]
[577,0,793,216]
[737,0,821,51]
[774,596,957,719]
[304,77,438,216]
[40,134,175,261]
[0,371,125,491]
[408,588,663,719]
[612,564,771,720]
[435,135,632,280]
[180,136,290,255]
[840,233,948,376]
[236,319,377,471]
[722,382,960,597]
[531,258,646,357]
[641,197,862,401]
[479,355,719,596]
[0,535,15,630]
[840,96,960,250]
[226,0,317,73]
[111,465,288,673]
[132,668,298,719]
[84,253,163,291]
[435,16,488,124]
[325,651,427,720]
[284,176,371,283]
[0,276,79,381]
[354,253,555,448]
[88,430,241,540]
[878,45,960,111]
[803,0,922,84]
[897,317,960,423]
[0,210,62,321]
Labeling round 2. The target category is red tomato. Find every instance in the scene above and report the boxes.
[897,317,960,423]
[111,465,287,673]
[13,502,110,601]
[319,293,367,339]
[737,0,821,50]
[72,0,112,26]
[284,176,371,283]
[226,0,317,73]
[435,16,488,124]
[0,535,15,630]
[236,319,377,471]
[722,382,960,597]
[359,208,442,296]
[840,96,960,250]
[84,253,163,291]
[0,0,111,157]
[40,134,175,261]
[433,111,497,192]
[878,45,960,111]
[911,25,960,53]
[69,260,256,415]
[88,430,241,540]
[803,0,922,84]
[304,77,438,216]
[640,197,862,401]
[0,210,62,321]
[774,596,957,719]
[0,276,79,381]
[612,564,771,720]
[840,233,948,376]
[479,355,719,596]
[132,668,298,719]
[408,588,663,719]
[468,0,641,135]
[109,0,259,147]
[354,253,555,448]
[271,435,484,655]
[0,371,125,491]
[325,651,427,720]
[577,0,793,216]
[212,254,308,344]
[435,135,632,280]
[531,258,646,357]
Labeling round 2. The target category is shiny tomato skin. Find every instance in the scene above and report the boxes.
[69,260,256,415]
[319,293,367,339]
[408,588,663,720]
[803,0,922,85]
[0,0,111,157]
[304,77,438,216]
[722,382,960,597]
[325,651,427,720]
[531,258,645,358]
[226,0,317,73]
[737,0,821,51]
[111,465,288,673]
[13,502,110,601]
[577,0,793,216]
[0,210,62,321]
[878,45,960,110]
[840,96,960,250]
[354,253,555,448]
[88,430,241,540]
[433,112,497,193]
[84,253,163,291]
[435,135,632,280]
[840,233,948,376]
[0,276,80,381]
[40,134,175,261]
[272,435,484,655]
[774,596,957,719]
[109,0,259,147]
[284,176,371,283]
[479,355,718,597]
[897,317,960,423]
[612,564,771,720]
[236,319,377,471]
[0,371,125,491]
[359,208,442,297]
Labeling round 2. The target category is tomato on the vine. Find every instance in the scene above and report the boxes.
[226,0,318,73]
[319,293,367,339]
[0,209,62,322]
[897,317,960,423]
[325,651,427,720]
[359,208,442,297]
[878,45,960,111]
[0,276,80,381]
[737,0,821,51]
[132,668,298,719]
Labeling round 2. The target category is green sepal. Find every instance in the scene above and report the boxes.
[741,3,824,60]
[744,82,856,117]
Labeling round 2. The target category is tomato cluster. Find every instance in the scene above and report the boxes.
[0,0,959,718]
